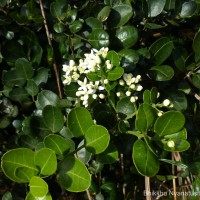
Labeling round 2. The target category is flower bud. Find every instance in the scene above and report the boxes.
[99,94,105,99]
[119,79,125,86]
[104,79,109,84]
[116,92,121,97]
[130,96,136,102]
[163,99,170,107]
[126,91,131,96]
[167,140,175,148]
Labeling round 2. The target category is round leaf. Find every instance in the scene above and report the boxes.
[192,73,200,89]
[58,156,91,192]
[26,79,39,96]
[44,134,73,155]
[69,20,83,33]
[154,111,185,136]
[1,148,38,183]
[25,192,52,200]
[29,176,48,197]
[107,4,133,28]
[34,148,57,176]
[77,140,92,164]
[116,26,138,48]
[149,65,174,81]
[106,50,120,67]
[53,22,65,33]
[88,30,109,49]
[67,107,94,137]
[97,6,111,22]
[149,37,174,65]
[107,66,124,81]
[85,125,110,154]
[36,90,59,109]
[147,0,166,17]
[135,103,157,133]
[180,1,197,18]
[116,97,137,119]
[42,105,64,133]
[85,17,102,29]
[132,140,159,177]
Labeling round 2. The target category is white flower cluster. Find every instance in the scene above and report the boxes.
[62,47,143,107]
[117,73,143,102]
[62,48,109,107]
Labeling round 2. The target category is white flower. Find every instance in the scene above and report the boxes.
[106,60,112,70]
[167,140,175,148]
[136,85,143,91]
[123,73,135,86]
[104,79,109,84]
[63,60,75,72]
[99,94,105,99]
[119,79,125,86]
[126,91,131,96]
[72,72,80,81]
[116,92,121,97]
[163,99,170,107]
[130,96,136,102]
[130,84,136,90]
[63,75,72,85]
[99,47,109,58]
[136,75,141,80]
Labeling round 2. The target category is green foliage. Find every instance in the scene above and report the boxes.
[1,0,200,199]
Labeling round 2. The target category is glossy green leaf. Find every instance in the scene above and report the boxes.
[106,50,120,67]
[77,140,92,164]
[44,134,73,155]
[164,128,187,140]
[64,82,79,97]
[34,148,57,176]
[97,6,111,22]
[116,26,138,48]
[119,49,139,71]
[25,192,52,200]
[96,143,119,164]
[132,140,159,176]
[50,0,67,19]
[192,73,200,89]
[116,97,137,119]
[1,148,38,182]
[67,107,94,137]
[160,159,188,169]
[147,0,166,17]
[145,23,164,29]
[143,87,158,104]
[193,31,200,62]
[33,68,49,86]
[165,0,175,10]
[85,17,102,29]
[2,191,12,200]
[36,90,59,109]
[15,58,34,80]
[162,139,190,152]
[149,37,174,65]
[26,79,39,96]
[180,1,197,18]
[107,66,124,81]
[69,20,83,33]
[154,111,185,136]
[135,103,157,132]
[149,65,174,81]
[85,125,110,154]
[42,105,64,133]
[9,88,29,102]
[2,69,26,88]
[107,4,133,28]
[169,91,187,111]
[53,22,65,33]
[29,176,48,197]
[58,156,91,192]
[88,30,109,49]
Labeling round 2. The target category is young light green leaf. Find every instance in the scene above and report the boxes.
[42,105,64,133]
[1,148,38,183]
[34,148,57,176]
[149,37,173,65]
[67,107,94,137]
[58,156,91,192]
[154,111,185,136]
[25,192,52,200]
[132,140,159,177]
[135,103,157,133]
[85,125,110,154]
[29,176,48,197]
[149,65,174,81]
[44,134,73,155]
[107,66,124,81]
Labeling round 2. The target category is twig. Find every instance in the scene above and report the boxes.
[145,176,151,200]
[86,189,93,200]
[39,0,63,98]
[172,153,177,200]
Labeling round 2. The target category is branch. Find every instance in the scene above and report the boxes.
[39,0,63,98]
